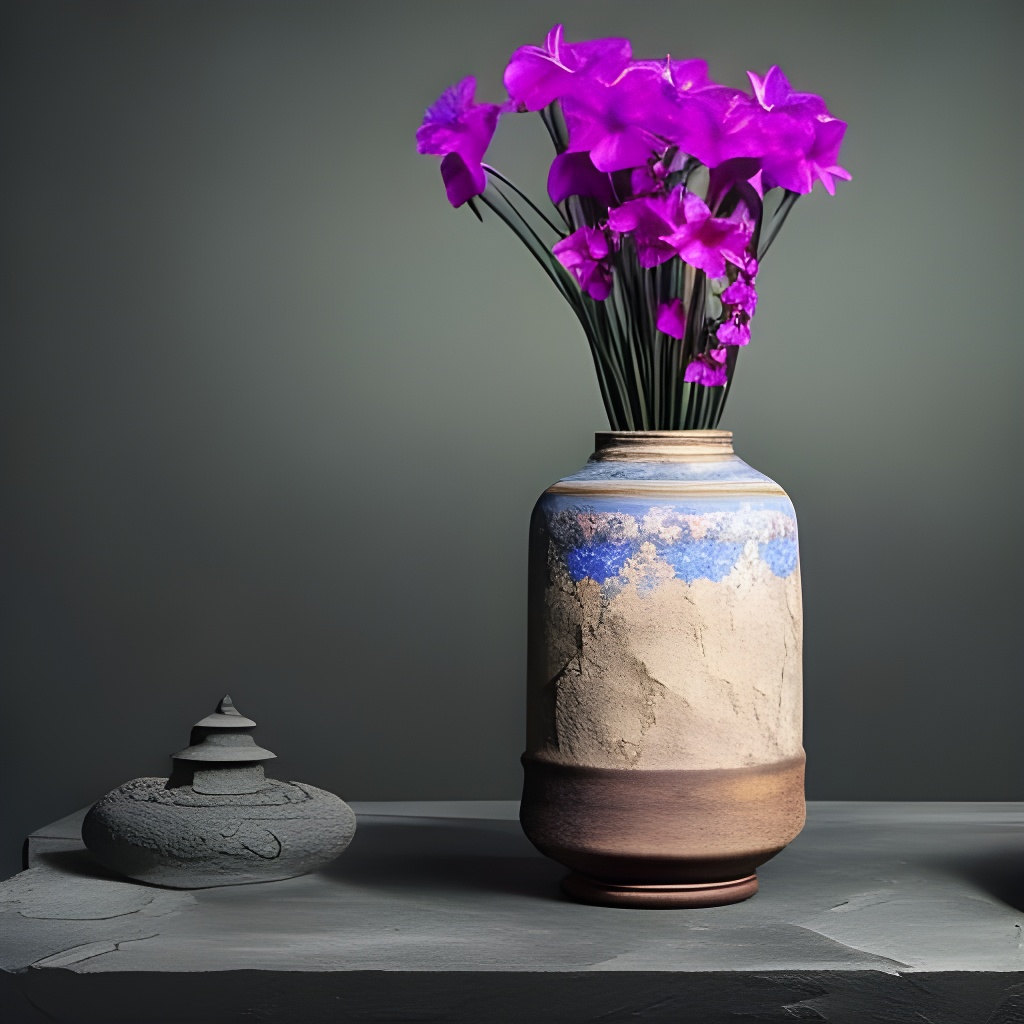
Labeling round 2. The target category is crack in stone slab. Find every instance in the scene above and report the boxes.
[17,900,156,922]
[829,890,894,914]
[30,933,159,969]
[790,924,910,974]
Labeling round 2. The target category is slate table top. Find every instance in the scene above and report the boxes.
[2,801,1022,1023]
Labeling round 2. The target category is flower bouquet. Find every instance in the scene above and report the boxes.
[417,24,848,430]
[417,24,850,909]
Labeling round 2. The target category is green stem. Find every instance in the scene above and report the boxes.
[758,191,800,260]
[482,165,568,234]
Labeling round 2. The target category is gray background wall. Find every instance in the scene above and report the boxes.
[1,0,1021,879]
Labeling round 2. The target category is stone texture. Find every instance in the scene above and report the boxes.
[83,777,356,888]
[81,696,356,887]
[1,802,1022,1022]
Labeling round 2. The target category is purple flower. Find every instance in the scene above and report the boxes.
[656,57,713,94]
[721,279,757,316]
[609,187,751,275]
[660,64,761,169]
[683,347,728,386]
[706,157,762,209]
[553,226,614,300]
[434,154,482,209]
[416,77,501,207]
[547,152,617,206]
[628,147,688,198]
[801,117,852,196]
[748,65,828,116]
[606,191,676,267]
[717,254,757,347]
[629,160,667,197]
[503,24,631,112]
[561,61,680,172]
[746,66,851,195]
[716,315,751,346]
[656,299,687,339]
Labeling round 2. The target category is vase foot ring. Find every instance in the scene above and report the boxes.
[561,872,758,908]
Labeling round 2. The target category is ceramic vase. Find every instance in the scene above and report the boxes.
[520,430,804,908]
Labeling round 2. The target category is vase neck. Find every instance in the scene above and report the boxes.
[592,430,734,462]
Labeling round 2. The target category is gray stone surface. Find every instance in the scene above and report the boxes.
[2,802,1023,1022]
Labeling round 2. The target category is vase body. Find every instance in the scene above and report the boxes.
[520,431,804,907]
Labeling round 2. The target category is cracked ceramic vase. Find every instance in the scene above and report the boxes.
[520,430,804,908]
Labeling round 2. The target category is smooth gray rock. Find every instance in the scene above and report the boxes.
[80,696,356,887]
[1,801,1022,1023]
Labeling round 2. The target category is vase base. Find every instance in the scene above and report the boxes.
[561,872,758,909]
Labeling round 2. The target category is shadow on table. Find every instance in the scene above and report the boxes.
[931,846,1024,912]
[16,819,571,903]
[29,848,128,883]
[321,816,569,901]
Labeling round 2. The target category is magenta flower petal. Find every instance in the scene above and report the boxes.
[416,76,500,162]
[807,117,852,195]
[585,125,666,174]
[659,191,752,277]
[706,157,761,207]
[547,152,616,206]
[607,194,677,268]
[683,347,728,386]
[503,24,631,111]
[553,226,614,300]
[632,58,758,169]
[417,76,501,208]
[748,65,827,116]
[741,66,849,195]
[656,299,688,339]
[721,279,757,316]
[749,66,790,112]
[417,76,477,149]
[610,187,752,273]
[717,317,751,346]
[662,58,712,93]
[629,161,666,197]
[815,162,852,196]
[440,153,486,208]
[664,84,763,168]
[562,62,679,172]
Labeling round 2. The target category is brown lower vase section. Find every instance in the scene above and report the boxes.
[520,754,805,908]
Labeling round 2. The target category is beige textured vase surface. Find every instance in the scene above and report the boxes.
[520,430,805,907]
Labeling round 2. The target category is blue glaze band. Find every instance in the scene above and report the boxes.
[541,495,799,586]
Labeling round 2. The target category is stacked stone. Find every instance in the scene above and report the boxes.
[169,695,278,795]
[82,696,356,888]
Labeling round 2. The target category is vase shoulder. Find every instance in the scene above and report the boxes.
[547,431,789,498]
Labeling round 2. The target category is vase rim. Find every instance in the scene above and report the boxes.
[593,430,734,461]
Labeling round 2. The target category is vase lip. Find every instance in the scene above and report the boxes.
[593,430,734,461]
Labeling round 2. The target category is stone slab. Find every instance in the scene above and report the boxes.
[2,801,1023,1022]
